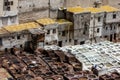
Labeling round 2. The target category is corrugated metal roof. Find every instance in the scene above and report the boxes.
[36,18,56,25]
[4,22,39,33]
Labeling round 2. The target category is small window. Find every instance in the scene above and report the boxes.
[110,26,112,30]
[0,38,2,46]
[10,16,16,23]
[106,27,108,30]
[53,29,56,33]
[7,7,11,11]
[97,28,99,33]
[74,40,78,45]
[8,2,10,5]
[19,6,22,9]
[69,39,71,42]
[104,35,108,38]
[10,1,13,5]
[4,2,8,6]
[47,30,50,34]
[119,24,120,26]
[114,26,116,29]
[83,31,86,35]
[12,36,15,39]
[17,36,20,39]
[23,35,25,38]
[62,31,65,36]
[80,41,85,45]
[91,17,93,20]
[98,17,101,22]
[65,40,67,42]
[113,14,116,19]
[59,32,61,35]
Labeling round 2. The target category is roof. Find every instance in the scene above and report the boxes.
[56,19,72,24]
[36,18,56,25]
[0,28,8,35]
[85,7,103,13]
[67,6,85,13]
[100,5,119,12]
[4,22,39,33]
[67,5,119,14]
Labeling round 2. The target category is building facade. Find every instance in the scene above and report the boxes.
[36,18,59,45]
[57,19,73,47]
[101,6,120,41]
[66,7,91,45]
[0,22,43,50]
[0,0,19,27]
[87,7,105,43]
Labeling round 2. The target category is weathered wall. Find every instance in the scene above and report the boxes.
[108,0,120,9]
[0,0,18,17]
[18,0,64,23]
[1,34,29,50]
[18,0,120,23]
[58,23,74,46]
[0,0,19,27]
[89,12,105,38]
[44,24,58,44]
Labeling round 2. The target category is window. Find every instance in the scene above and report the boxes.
[47,30,50,34]
[10,1,13,5]
[19,6,22,9]
[113,14,116,19]
[10,16,16,23]
[62,31,65,36]
[80,41,85,45]
[2,17,8,26]
[12,36,15,39]
[97,28,100,33]
[65,40,67,42]
[118,24,120,27]
[74,40,78,45]
[83,30,86,35]
[104,35,108,38]
[7,2,10,5]
[23,35,25,38]
[98,17,101,22]
[53,29,56,33]
[110,25,112,30]
[59,32,61,35]
[106,27,108,30]
[4,2,8,6]
[114,26,116,29]
[0,38,2,46]
[69,39,71,42]
[3,0,13,11]
[7,6,10,11]
[17,36,20,39]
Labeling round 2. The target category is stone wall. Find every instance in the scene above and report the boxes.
[18,0,120,23]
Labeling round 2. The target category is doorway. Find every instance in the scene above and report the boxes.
[110,34,113,41]
[58,41,62,47]
[80,41,85,45]
[114,33,116,40]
